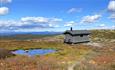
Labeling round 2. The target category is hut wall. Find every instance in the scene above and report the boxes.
[72,35,90,43]
[64,34,72,43]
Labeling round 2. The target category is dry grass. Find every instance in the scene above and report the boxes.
[0,56,68,70]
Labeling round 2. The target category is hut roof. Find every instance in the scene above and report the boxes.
[63,30,91,35]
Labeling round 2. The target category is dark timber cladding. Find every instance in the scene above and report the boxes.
[63,27,91,44]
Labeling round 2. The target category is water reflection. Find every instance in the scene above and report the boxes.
[12,49,56,56]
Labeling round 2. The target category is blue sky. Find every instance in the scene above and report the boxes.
[0,0,115,32]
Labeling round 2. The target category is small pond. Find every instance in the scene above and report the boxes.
[11,49,56,56]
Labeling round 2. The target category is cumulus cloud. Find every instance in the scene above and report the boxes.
[108,0,115,21]
[21,17,63,24]
[108,0,115,12]
[50,18,62,22]
[64,21,75,27]
[94,24,115,29]
[67,8,82,14]
[99,24,105,27]
[94,24,110,29]
[49,18,63,24]
[0,0,12,3]
[0,20,51,30]
[49,24,59,28]
[112,25,115,29]
[0,17,62,31]
[81,14,101,23]
[109,13,115,19]
[21,17,49,23]
[0,7,9,15]
[0,20,31,28]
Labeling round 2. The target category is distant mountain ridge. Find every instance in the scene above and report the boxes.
[0,31,63,36]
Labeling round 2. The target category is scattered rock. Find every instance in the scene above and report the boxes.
[84,42,103,48]
[0,48,15,59]
[110,39,115,43]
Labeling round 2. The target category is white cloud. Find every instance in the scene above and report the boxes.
[108,0,115,12]
[64,21,75,27]
[81,14,101,23]
[0,19,51,31]
[49,24,59,28]
[109,13,115,19]
[0,0,12,3]
[112,25,115,28]
[0,7,9,15]
[94,24,111,29]
[0,20,30,27]
[0,16,63,31]
[108,0,115,21]
[21,17,49,23]
[49,24,53,27]
[67,8,82,14]
[50,18,62,22]
[49,18,63,24]
[99,24,105,27]
[94,24,115,29]
[64,23,73,27]
[112,25,115,29]
[21,17,63,24]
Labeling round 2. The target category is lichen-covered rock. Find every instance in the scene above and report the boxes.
[0,48,15,59]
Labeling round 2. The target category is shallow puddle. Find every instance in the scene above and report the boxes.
[12,49,56,56]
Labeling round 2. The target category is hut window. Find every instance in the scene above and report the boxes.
[80,35,83,37]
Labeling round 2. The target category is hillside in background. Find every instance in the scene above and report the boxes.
[91,30,115,39]
[0,30,115,40]
[0,31,62,40]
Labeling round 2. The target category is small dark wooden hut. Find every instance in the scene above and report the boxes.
[63,27,91,44]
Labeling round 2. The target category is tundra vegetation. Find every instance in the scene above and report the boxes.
[0,30,115,70]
